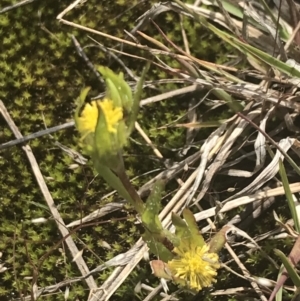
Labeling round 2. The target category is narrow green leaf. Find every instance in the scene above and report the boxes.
[274,249,300,288]
[278,159,300,233]
[172,212,190,243]
[94,103,120,171]
[275,264,284,301]
[74,87,91,127]
[141,181,164,232]
[213,88,244,113]
[28,201,50,212]
[182,209,205,247]
[127,62,150,135]
[93,161,133,204]
[143,230,174,261]
[98,66,133,111]
[220,0,243,19]
[105,78,122,107]
[209,226,228,253]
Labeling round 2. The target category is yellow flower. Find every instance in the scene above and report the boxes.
[167,243,220,291]
[77,101,98,138]
[77,99,123,137]
[99,99,123,133]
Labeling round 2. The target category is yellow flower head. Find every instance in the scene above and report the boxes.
[77,98,123,138]
[167,243,220,291]
[99,99,123,133]
[77,101,98,138]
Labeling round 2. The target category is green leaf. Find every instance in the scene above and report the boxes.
[28,201,50,212]
[275,264,284,301]
[143,230,174,262]
[213,88,244,113]
[127,62,150,135]
[172,212,190,244]
[93,161,133,204]
[94,102,128,171]
[220,0,243,19]
[94,103,119,170]
[274,249,300,288]
[141,180,164,233]
[278,159,300,233]
[182,209,205,247]
[269,236,300,301]
[171,210,206,249]
[105,78,122,107]
[74,86,91,127]
[98,66,133,111]
[141,182,179,259]
[209,226,228,253]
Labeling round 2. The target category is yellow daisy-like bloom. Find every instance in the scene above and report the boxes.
[77,101,98,137]
[77,99,123,137]
[99,99,123,133]
[167,244,220,291]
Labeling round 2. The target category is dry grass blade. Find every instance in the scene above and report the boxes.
[0,0,37,13]
[66,202,125,228]
[194,183,300,222]
[224,137,295,201]
[192,111,260,204]
[185,123,227,206]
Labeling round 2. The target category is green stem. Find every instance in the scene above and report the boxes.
[93,158,131,201]
[116,167,145,215]
[93,154,144,215]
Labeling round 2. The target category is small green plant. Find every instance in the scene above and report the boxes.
[74,66,227,292]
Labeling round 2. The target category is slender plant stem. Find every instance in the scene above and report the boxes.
[117,168,145,215]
